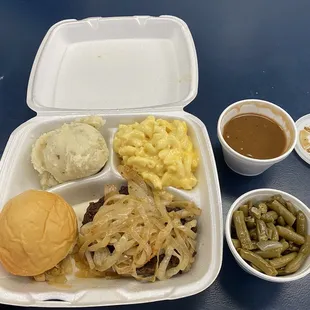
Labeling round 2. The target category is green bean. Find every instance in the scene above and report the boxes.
[285,235,310,273]
[285,225,295,232]
[257,241,282,251]
[277,216,286,226]
[252,241,258,250]
[288,241,300,252]
[232,238,241,249]
[272,195,286,206]
[245,216,256,229]
[256,220,268,241]
[280,239,289,253]
[233,211,254,250]
[289,246,300,252]
[296,211,307,237]
[261,211,278,223]
[267,228,273,240]
[276,226,305,245]
[251,263,262,272]
[250,207,261,220]
[239,249,278,276]
[268,200,296,226]
[249,228,258,241]
[277,268,289,276]
[267,222,279,241]
[233,197,309,277]
[258,202,268,214]
[255,248,282,259]
[298,236,310,255]
[239,204,249,217]
[285,201,297,216]
[269,252,298,269]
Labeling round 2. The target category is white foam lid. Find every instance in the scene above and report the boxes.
[27,16,198,113]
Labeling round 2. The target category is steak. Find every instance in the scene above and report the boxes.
[166,206,198,233]
[82,186,129,225]
[82,197,105,225]
[82,186,197,277]
[136,254,180,276]
[119,185,129,195]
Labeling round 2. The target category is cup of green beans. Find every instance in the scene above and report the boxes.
[225,189,310,282]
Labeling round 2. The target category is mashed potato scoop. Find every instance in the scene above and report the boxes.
[32,116,109,189]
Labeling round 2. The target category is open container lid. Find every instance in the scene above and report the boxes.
[27,15,198,114]
[295,114,310,165]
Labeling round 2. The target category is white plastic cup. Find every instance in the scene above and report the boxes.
[217,99,298,176]
[226,188,310,282]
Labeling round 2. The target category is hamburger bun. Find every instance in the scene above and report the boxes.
[0,190,77,276]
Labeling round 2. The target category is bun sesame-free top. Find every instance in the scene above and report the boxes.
[0,190,77,276]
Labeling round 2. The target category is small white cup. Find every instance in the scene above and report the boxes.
[226,188,310,282]
[217,99,298,176]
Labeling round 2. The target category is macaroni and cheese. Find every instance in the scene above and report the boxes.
[113,116,199,189]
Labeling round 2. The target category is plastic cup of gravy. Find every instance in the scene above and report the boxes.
[217,99,297,176]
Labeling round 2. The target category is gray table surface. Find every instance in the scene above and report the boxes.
[0,1,310,309]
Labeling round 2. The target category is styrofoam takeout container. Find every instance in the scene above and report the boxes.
[226,189,310,282]
[0,16,222,307]
[217,99,297,176]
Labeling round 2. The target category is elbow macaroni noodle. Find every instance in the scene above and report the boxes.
[113,116,199,189]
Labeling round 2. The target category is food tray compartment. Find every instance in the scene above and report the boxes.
[0,112,222,306]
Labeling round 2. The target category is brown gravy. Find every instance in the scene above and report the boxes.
[223,113,286,159]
